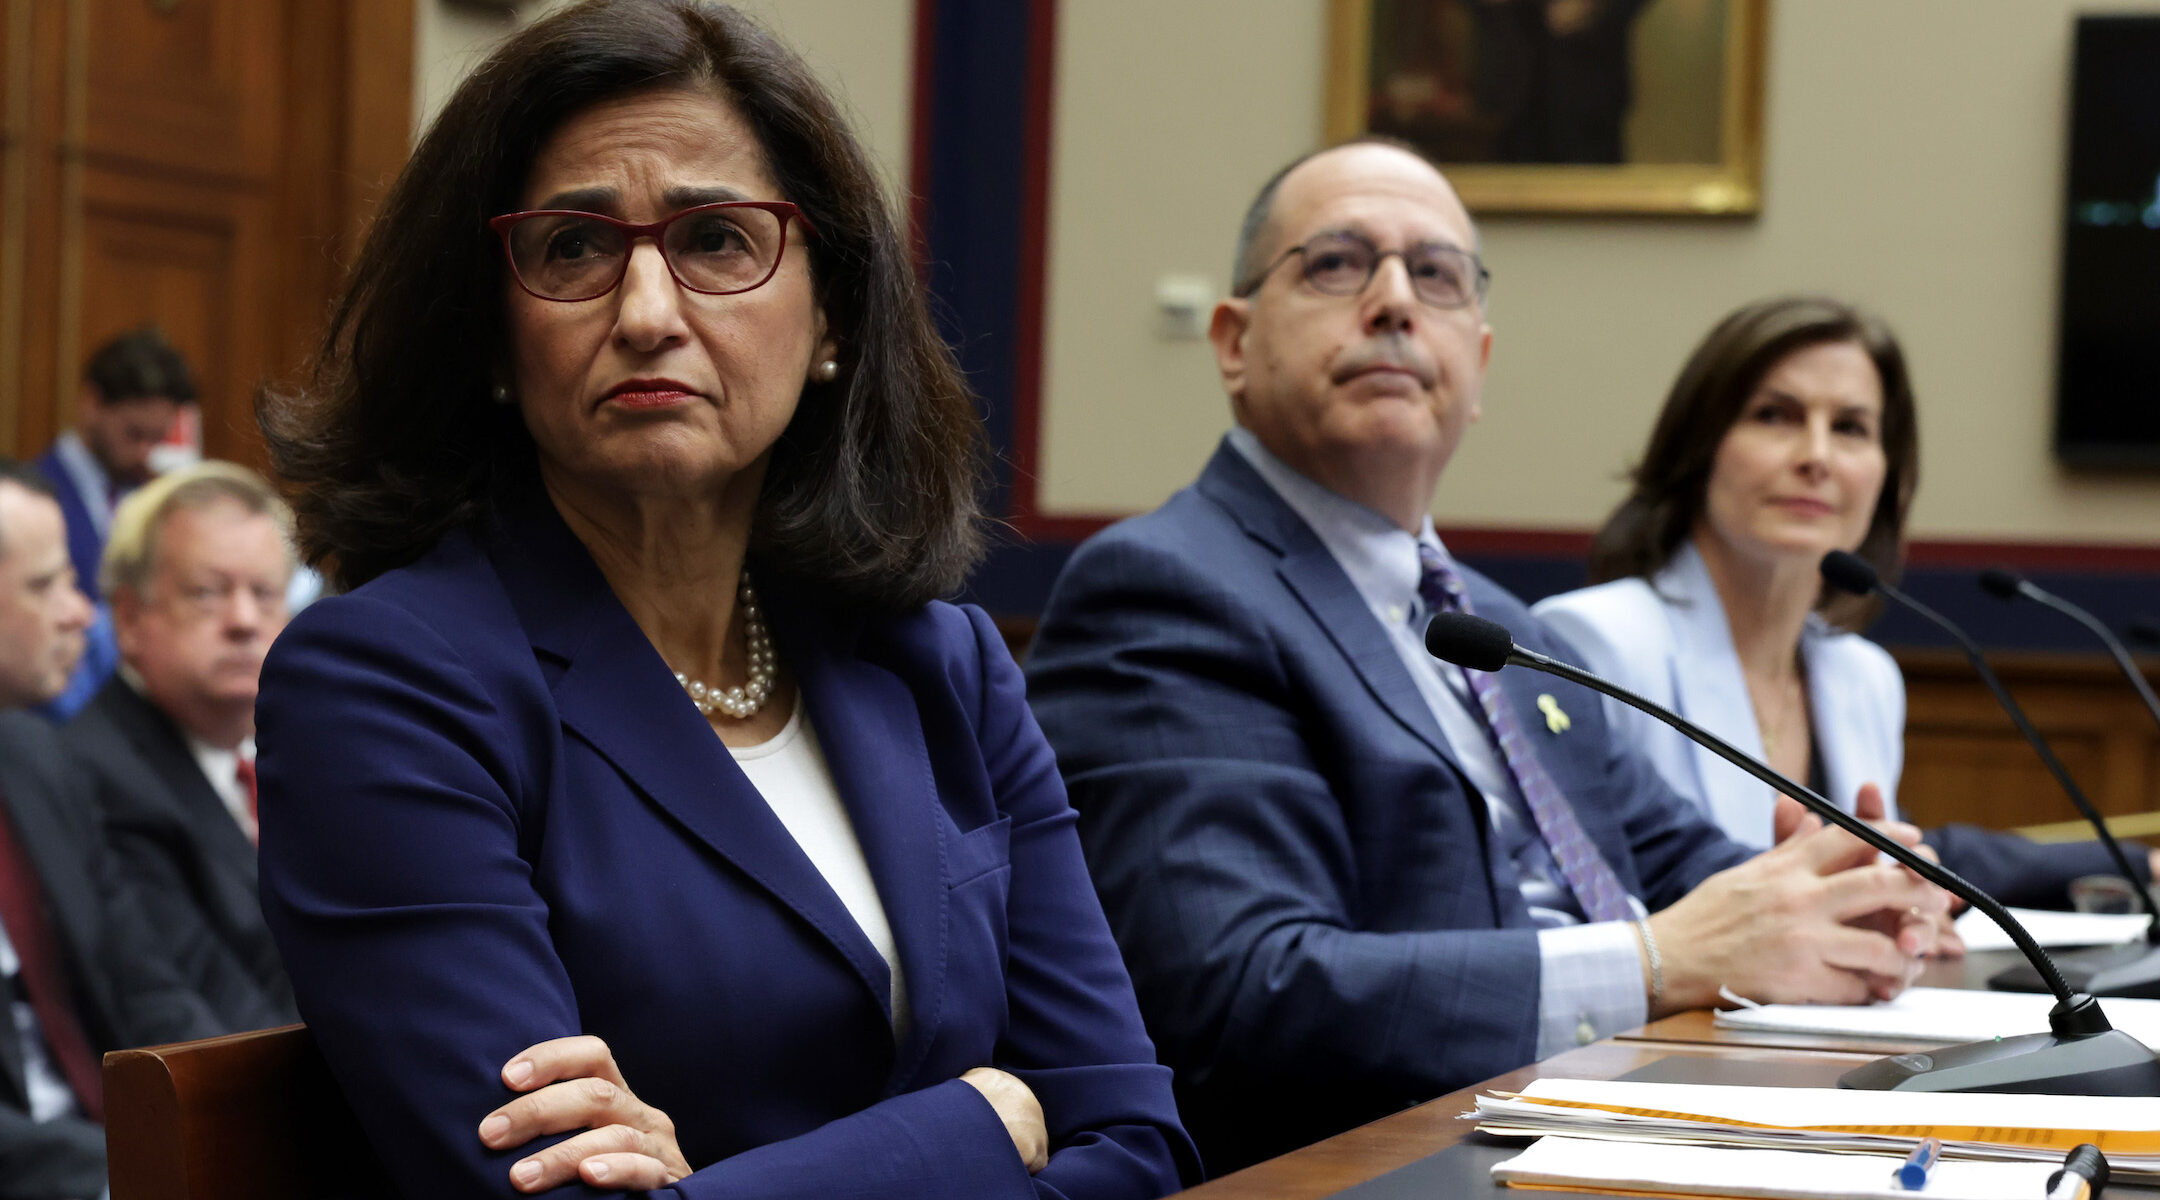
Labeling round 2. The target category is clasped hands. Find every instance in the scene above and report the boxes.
[475,1036,1049,1193]
[1643,783,1960,1019]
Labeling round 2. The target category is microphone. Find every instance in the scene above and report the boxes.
[1979,568,2160,743]
[1424,610,2160,1095]
[1822,552,2160,997]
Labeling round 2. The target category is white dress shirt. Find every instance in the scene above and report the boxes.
[188,735,257,842]
[1228,427,1648,1054]
[730,701,909,1040]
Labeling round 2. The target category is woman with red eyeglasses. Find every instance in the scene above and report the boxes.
[249,3,1194,1197]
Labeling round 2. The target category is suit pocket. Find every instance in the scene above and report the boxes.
[946,814,1012,888]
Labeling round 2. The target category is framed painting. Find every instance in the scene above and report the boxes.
[1325,0,1768,215]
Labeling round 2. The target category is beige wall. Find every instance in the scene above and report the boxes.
[1039,0,2160,545]
[409,0,2160,546]
[411,0,914,187]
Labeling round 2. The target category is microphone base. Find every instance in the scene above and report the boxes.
[1989,943,2160,999]
[1840,1028,2160,1095]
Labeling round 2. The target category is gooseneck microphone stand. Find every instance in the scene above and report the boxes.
[1424,610,2160,1096]
[1972,567,2160,994]
[1819,552,2160,998]
[1980,568,2160,742]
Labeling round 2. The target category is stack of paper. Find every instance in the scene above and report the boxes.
[1952,906,2151,952]
[1474,1078,2160,1182]
[1493,1136,2058,1199]
[1712,986,2160,1044]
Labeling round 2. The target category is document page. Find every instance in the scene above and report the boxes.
[1712,986,2160,1045]
[1475,1077,2160,1180]
[1953,906,2151,952]
[1494,1136,2057,1199]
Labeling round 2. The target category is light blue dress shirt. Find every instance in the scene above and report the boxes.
[1228,427,1648,1054]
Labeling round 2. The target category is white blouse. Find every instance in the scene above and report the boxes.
[729,702,909,1038]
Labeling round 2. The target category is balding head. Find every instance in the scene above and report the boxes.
[1230,138,1479,298]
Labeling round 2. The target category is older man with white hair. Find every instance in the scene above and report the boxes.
[62,461,300,1032]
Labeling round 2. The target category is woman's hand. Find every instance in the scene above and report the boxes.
[478,1035,693,1193]
[960,1066,1049,1173]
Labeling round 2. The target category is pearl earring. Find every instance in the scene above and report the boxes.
[812,359,839,384]
[490,382,513,405]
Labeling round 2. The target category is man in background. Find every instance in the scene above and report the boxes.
[1024,140,1948,1171]
[37,328,197,607]
[33,328,197,723]
[63,463,300,1032]
[0,459,219,1200]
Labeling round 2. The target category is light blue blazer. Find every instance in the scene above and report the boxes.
[1532,542,1904,849]
[1532,546,2141,909]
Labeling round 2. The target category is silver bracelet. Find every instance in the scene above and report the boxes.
[1635,917,1664,1009]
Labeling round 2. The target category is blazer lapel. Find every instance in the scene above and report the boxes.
[1199,445,1460,772]
[774,603,945,1087]
[485,501,892,1020]
[1659,546,1775,845]
[1197,444,1511,919]
[102,685,259,897]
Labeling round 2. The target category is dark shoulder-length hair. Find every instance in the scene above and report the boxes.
[260,0,985,608]
[1584,296,1919,632]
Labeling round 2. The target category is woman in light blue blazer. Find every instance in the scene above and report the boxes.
[250,3,1194,1197]
[1535,296,2146,910]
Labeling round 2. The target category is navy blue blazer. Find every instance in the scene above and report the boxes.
[255,498,1195,1200]
[1025,442,1752,1171]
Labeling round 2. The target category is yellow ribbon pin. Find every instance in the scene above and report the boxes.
[1536,694,1571,734]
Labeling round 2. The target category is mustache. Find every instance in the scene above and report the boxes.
[1330,336,1437,386]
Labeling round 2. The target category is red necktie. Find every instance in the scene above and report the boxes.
[235,756,258,844]
[0,792,105,1121]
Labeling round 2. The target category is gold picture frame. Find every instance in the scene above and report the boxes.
[1325,0,1768,216]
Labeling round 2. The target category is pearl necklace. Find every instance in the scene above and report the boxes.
[675,573,776,719]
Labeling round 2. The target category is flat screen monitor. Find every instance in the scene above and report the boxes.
[2055,15,2160,468]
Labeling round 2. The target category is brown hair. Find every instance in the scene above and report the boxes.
[1585,296,1919,631]
[259,0,985,607]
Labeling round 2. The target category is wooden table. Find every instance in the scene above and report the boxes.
[1170,948,2160,1198]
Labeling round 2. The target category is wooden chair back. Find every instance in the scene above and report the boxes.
[104,1023,393,1200]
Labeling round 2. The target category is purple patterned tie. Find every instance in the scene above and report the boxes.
[1417,544,1636,924]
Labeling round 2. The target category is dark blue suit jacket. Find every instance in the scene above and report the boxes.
[255,498,1195,1200]
[1025,443,1753,1171]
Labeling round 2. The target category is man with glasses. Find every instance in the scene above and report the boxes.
[62,462,299,1033]
[1024,140,1949,1172]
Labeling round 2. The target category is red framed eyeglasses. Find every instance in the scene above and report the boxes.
[488,200,817,303]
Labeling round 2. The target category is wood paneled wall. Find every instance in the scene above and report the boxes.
[0,0,413,468]
[1897,648,2160,835]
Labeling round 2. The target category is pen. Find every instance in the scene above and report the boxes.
[1897,1137,1941,1190]
[2046,1143,2108,1200]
